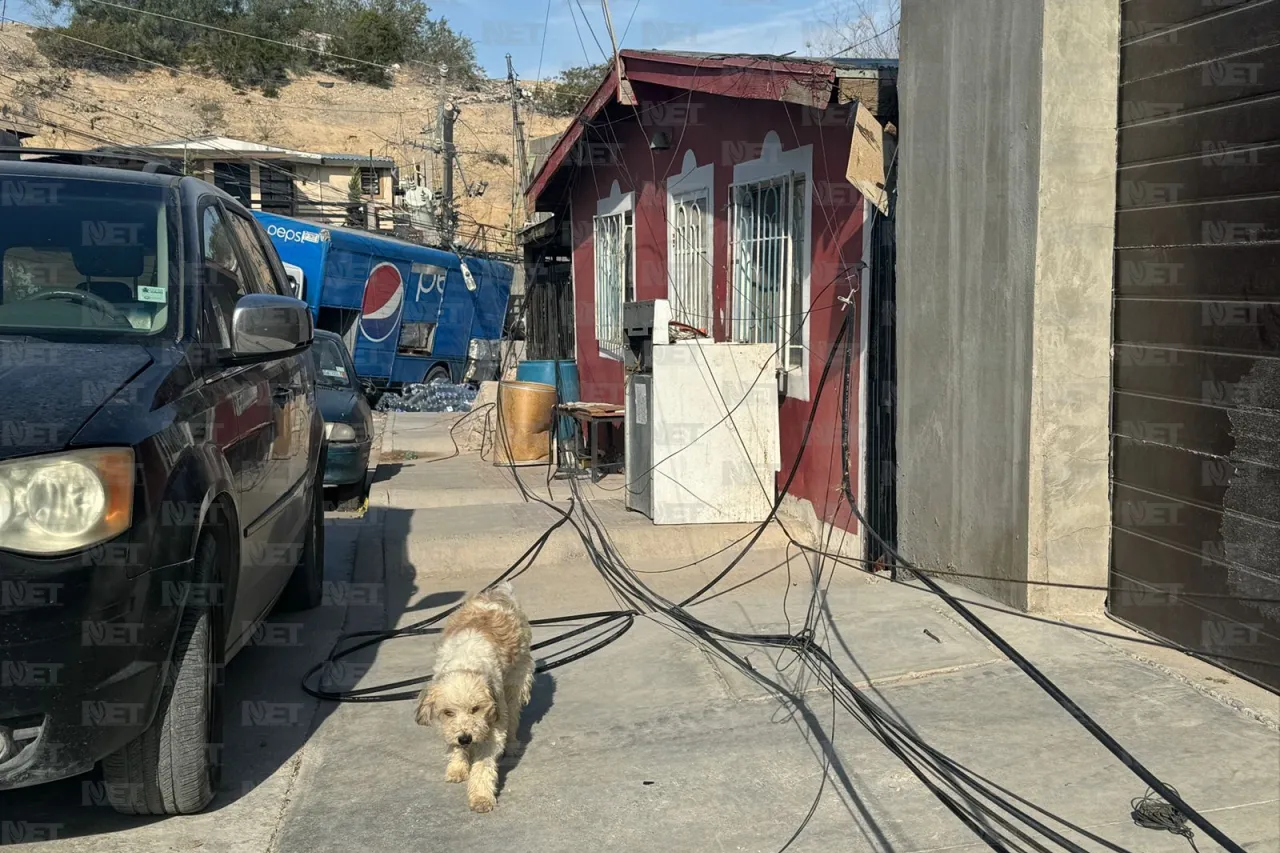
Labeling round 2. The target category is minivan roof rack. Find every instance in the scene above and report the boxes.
[0,147,184,176]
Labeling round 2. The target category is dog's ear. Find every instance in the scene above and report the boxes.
[414,685,436,726]
[484,676,503,724]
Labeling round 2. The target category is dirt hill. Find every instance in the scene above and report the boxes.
[0,23,570,251]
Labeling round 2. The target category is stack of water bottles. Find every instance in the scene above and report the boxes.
[375,382,479,413]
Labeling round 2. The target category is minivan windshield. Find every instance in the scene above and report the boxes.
[0,174,176,340]
[312,336,356,389]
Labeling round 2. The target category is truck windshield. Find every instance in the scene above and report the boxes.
[312,337,356,389]
[0,175,177,341]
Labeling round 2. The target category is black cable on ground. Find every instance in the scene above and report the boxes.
[565,473,1104,853]
[794,544,1280,671]
[313,260,1248,852]
[543,319,1120,852]
[301,502,637,703]
[551,303,1243,853]
[827,325,1248,853]
[1132,786,1202,853]
[675,313,852,609]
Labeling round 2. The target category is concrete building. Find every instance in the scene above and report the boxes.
[896,0,1279,689]
[114,136,398,231]
[524,49,898,553]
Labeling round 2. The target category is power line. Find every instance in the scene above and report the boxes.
[618,0,641,45]
[72,84,415,115]
[821,15,901,61]
[565,0,599,67]
[0,20,400,207]
[534,0,554,88]
[0,67,403,222]
[77,0,396,72]
[572,0,611,63]
[522,49,1246,852]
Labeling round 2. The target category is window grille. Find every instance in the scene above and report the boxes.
[730,173,806,371]
[668,189,711,331]
[593,208,633,357]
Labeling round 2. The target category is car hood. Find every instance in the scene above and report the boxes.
[0,338,153,461]
[317,385,362,423]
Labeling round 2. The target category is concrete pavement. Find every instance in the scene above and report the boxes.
[5,411,1277,852]
[280,413,1280,853]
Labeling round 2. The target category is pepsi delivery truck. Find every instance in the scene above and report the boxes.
[254,211,514,393]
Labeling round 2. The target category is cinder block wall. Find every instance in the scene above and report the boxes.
[897,0,1119,613]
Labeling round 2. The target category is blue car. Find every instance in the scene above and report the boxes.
[311,330,373,501]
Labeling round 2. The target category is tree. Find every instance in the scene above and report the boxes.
[418,17,479,86]
[803,0,900,60]
[315,0,480,86]
[327,7,408,85]
[346,166,365,226]
[534,61,609,117]
[30,0,481,94]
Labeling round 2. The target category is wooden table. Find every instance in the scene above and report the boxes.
[555,404,625,483]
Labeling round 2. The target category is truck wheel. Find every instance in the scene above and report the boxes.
[278,472,325,612]
[103,533,224,815]
[425,365,451,384]
[331,479,365,504]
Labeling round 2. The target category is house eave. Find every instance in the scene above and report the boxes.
[523,49,898,212]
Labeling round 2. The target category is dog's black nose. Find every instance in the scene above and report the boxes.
[457,734,472,746]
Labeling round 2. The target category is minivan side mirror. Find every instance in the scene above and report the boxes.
[231,294,313,358]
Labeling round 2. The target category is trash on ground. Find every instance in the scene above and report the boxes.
[375,382,479,413]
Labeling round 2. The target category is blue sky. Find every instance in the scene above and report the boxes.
[4,0,836,81]
[441,0,833,79]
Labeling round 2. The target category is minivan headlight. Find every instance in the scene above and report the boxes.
[0,448,134,555]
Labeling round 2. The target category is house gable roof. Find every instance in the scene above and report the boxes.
[108,136,395,168]
[525,49,897,209]
[0,114,40,139]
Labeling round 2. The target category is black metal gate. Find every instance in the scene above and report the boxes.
[1110,0,1280,690]
[525,257,574,361]
[864,149,899,569]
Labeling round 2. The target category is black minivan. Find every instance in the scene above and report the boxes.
[0,151,326,815]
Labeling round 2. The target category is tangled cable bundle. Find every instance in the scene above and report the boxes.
[1131,787,1200,852]
[303,307,1247,853]
[301,101,1254,852]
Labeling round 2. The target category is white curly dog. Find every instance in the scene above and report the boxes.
[414,582,535,813]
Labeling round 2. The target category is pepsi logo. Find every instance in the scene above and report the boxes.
[359,262,405,343]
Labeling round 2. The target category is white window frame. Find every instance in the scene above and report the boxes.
[593,182,635,361]
[666,151,715,337]
[729,133,813,400]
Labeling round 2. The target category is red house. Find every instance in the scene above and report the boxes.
[522,50,899,551]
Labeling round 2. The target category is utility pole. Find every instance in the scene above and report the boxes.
[600,0,636,105]
[440,100,459,247]
[430,62,448,244]
[506,54,529,238]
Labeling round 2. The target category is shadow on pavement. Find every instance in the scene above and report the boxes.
[0,504,399,842]
[496,672,556,793]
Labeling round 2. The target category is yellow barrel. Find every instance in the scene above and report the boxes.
[493,380,557,466]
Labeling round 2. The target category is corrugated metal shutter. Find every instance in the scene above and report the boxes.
[1110,0,1280,689]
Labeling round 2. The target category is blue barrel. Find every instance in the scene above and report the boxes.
[516,360,580,439]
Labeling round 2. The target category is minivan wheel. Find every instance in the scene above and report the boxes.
[103,533,224,815]
[278,474,324,612]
